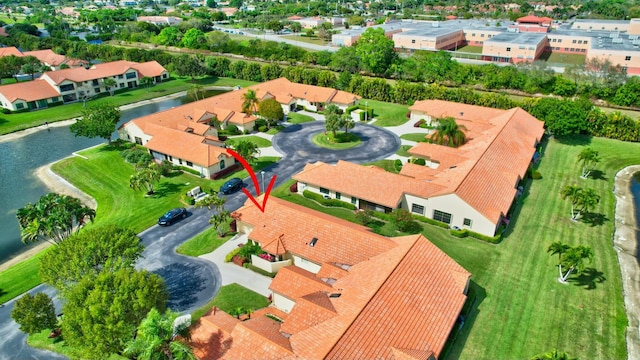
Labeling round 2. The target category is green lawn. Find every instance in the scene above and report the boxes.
[0,76,253,135]
[539,51,586,65]
[396,144,413,157]
[176,227,235,257]
[191,283,269,321]
[400,133,429,142]
[367,100,410,127]
[226,135,272,148]
[311,132,362,149]
[0,251,46,304]
[287,112,315,124]
[364,159,401,174]
[455,45,483,54]
[282,35,327,46]
[27,330,126,360]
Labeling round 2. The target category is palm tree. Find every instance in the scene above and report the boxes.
[129,164,161,196]
[209,209,231,236]
[575,188,600,220]
[140,76,154,92]
[560,185,582,220]
[577,147,599,179]
[429,117,467,147]
[124,308,196,360]
[242,89,259,114]
[532,348,576,360]
[559,245,593,283]
[102,78,117,96]
[195,192,226,211]
[547,242,571,280]
[341,113,355,134]
[187,83,205,101]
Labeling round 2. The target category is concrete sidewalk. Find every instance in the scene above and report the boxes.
[199,233,272,297]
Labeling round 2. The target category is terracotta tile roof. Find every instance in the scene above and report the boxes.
[325,235,470,360]
[23,49,69,67]
[293,160,445,208]
[0,79,60,102]
[249,78,360,106]
[42,60,165,85]
[316,262,349,282]
[0,47,23,57]
[223,316,294,360]
[280,291,338,335]
[190,308,239,359]
[269,266,333,300]
[391,347,436,360]
[409,100,505,124]
[235,197,397,267]
[262,234,288,255]
[144,124,229,167]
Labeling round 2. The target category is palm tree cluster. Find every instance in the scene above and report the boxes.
[195,193,230,236]
[16,192,95,245]
[560,185,600,221]
[429,117,467,148]
[577,147,600,179]
[547,242,593,283]
[124,308,195,360]
[324,104,355,138]
[129,163,161,196]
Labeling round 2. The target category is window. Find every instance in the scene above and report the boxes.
[335,192,341,199]
[411,204,425,215]
[179,159,183,165]
[15,103,24,109]
[463,218,472,227]
[186,161,193,166]
[119,83,125,88]
[220,159,225,169]
[320,187,329,194]
[411,39,415,44]
[60,84,74,92]
[94,88,100,93]
[481,34,485,38]
[51,97,59,102]
[578,40,582,44]
[162,73,168,79]
[472,33,475,36]
[351,197,357,205]
[134,136,142,145]
[584,41,588,45]
[552,38,556,42]
[125,72,136,79]
[506,47,511,52]
[557,39,562,43]
[626,56,632,61]
[433,210,452,224]
[92,79,99,85]
[118,75,124,79]
[572,39,577,44]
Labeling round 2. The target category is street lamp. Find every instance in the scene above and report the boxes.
[365,101,368,122]
[261,171,265,194]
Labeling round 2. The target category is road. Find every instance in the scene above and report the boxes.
[0,120,400,359]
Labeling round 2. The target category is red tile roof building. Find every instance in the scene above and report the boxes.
[294,100,544,237]
[191,197,470,360]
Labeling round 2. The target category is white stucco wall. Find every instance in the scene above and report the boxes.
[410,110,433,124]
[291,254,322,274]
[402,193,498,236]
[299,183,359,208]
[272,292,296,313]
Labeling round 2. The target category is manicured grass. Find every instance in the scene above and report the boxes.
[364,159,401,174]
[226,135,272,148]
[455,45,483,54]
[539,51,586,65]
[400,133,430,142]
[0,76,249,135]
[442,135,630,359]
[176,227,235,257]
[396,144,413,157]
[191,283,269,321]
[282,35,327,45]
[287,112,315,124]
[311,132,362,149]
[367,99,410,127]
[27,330,126,360]
[0,251,46,304]
[265,126,285,135]
[601,106,640,119]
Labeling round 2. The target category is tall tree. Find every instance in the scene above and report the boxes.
[209,209,231,236]
[124,308,195,360]
[140,76,154,91]
[354,27,397,75]
[70,103,121,144]
[242,89,259,114]
[39,225,143,292]
[187,83,205,101]
[258,98,284,128]
[547,241,571,264]
[11,292,57,335]
[429,117,467,147]
[560,185,582,221]
[62,267,169,357]
[232,139,260,164]
[578,147,600,179]
[557,245,593,283]
[130,163,161,195]
[102,77,117,96]
[16,193,95,245]
[195,192,226,211]
[341,113,355,134]
[575,188,600,220]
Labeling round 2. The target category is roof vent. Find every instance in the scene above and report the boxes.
[329,293,341,298]
[460,112,464,117]
[309,237,318,247]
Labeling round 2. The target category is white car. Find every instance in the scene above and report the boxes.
[194,192,210,203]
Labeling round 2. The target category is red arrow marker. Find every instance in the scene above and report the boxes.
[226,148,276,212]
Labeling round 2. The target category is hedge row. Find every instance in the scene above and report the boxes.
[449,228,502,244]
[302,190,357,210]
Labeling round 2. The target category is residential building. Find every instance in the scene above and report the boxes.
[136,16,183,26]
[0,47,87,70]
[294,17,327,29]
[481,32,547,63]
[293,100,545,237]
[191,197,470,360]
[0,60,168,111]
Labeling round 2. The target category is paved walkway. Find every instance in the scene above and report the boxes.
[198,233,272,297]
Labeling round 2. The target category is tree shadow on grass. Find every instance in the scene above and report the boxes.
[568,267,606,290]
[586,169,607,181]
[441,281,486,359]
[581,212,609,227]
[0,117,7,126]
[152,182,182,198]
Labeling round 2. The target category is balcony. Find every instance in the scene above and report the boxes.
[251,254,292,273]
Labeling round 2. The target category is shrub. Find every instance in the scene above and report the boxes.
[532,170,542,180]
[157,160,174,176]
[377,222,398,236]
[244,129,250,134]
[258,125,268,132]
[355,209,374,225]
[450,228,469,238]
[369,211,392,222]
[394,159,403,172]
[246,264,277,278]
[225,247,241,262]
[177,166,200,176]
[412,214,450,229]
[467,230,502,244]
[390,209,422,233]
[181,194,195,205]
[414,119,426,128]
[302,190,357,210]
[238,242,263,259]
[121,148,153,166]
[1,108,11,114]
[226,124,240,135]
[412,158,426,165]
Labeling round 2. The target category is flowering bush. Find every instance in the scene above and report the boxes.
[259,253,275,262]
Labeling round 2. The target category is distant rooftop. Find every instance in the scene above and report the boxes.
[485,32,547,45]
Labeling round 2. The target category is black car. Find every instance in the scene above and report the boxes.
[158,208,187,226]
[220,178,243,194]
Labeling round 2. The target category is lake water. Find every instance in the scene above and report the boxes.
[0,92,222,265]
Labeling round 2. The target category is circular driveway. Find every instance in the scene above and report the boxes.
[272,122,401,164]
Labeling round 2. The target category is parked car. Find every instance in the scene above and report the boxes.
[158,208,187,226]
[194,192,210,203]
[220,178,243,194]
